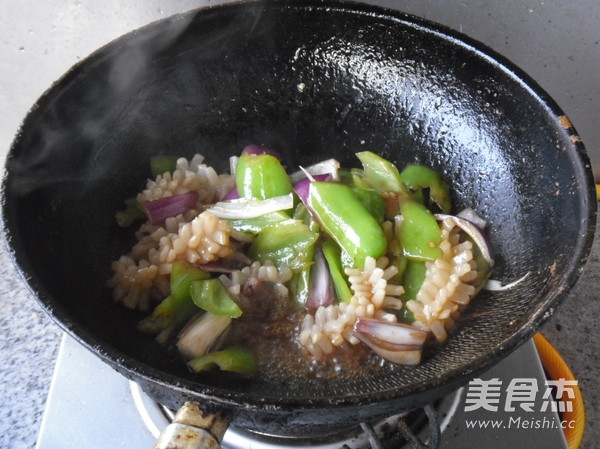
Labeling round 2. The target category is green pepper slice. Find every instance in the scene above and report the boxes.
[187,346,258,376]
[190,278,243,318]
[400,260,426,323]
[286,203,320,306]
[349,168,371,189]
[400,165,451,213]
[150,155,178,177]
[226,211,289,234]
[115,197,145,227]
[235,153,292,200]
[402,260,426,301]
[350,186,385,223]
[355,151,409,194]
[293,202,320,233]
[389,247,408,284]
[248,219,318,271]
[308,181,387,269]
[137,262,211,333]
[288,268,310,307]
[321,240,353,303]
[397,200,443,261]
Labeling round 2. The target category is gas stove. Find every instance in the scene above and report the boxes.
[35,335,569,448]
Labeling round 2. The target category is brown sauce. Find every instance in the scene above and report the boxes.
[223,307,376,381]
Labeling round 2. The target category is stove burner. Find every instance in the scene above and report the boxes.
[130,382,463,449]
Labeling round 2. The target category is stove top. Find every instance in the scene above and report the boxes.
[36,335,569,448]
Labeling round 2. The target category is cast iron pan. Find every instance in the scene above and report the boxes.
[1,0,596,436]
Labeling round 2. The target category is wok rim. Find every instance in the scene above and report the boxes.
[1,0,597,412]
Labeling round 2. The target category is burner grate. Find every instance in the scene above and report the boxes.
[130,381,462,449]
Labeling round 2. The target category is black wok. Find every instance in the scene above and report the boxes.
[1,0,596,438]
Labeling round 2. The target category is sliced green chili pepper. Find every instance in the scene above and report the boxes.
[308,181,387,269]
[400,260,426,323]
[293,202,320,233]
[339,246,355,270]
[321,240,353,303]
[235,153,292,200]
[336,169,353,185]
[137,262,210,333]
[392,253,408,283]
[150,155,178,177]
[397,200,443,261]
[350,186,385,223]
[226,211,289,234]
[187,346,258,376]
[248,219,318,271]
[383,225,408,283]
[115,197,145,227]
[400,165,451,213]
[289,268,311,306]
[389,247,408,285]
[402,260,426,301]
[356,151,409,194]
[287,203,319,306]
[190,278,243,318]
[349,168,371,189]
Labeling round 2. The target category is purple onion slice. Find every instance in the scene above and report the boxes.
[289,159,340,184]
[208,193,294,219]
[222,185,240,200]
[353,317,429,365]
[457,207,488,229]
[293,174,331,205]
[435,213,494,267]
[145,191,199,225]
[353,330,423,365]
[354,317,429,347]
[306,247,335,313]
[241,144,283,160]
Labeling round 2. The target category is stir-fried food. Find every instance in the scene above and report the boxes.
[108,147,493,376]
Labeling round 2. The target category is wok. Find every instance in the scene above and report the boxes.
[1,0,596,439]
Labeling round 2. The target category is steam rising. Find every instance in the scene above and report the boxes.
[108,14,196,94]
[5,3,267,199]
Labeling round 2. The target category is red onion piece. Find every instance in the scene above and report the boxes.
[306,247,335,313]
[355,334,423,365]
[359,333,423,352]
[353,318,428,365]
[484,272,530,291]
[290,158,341,184]
[177,313,231,359]
[145,191,199,225]
[435,213,494,267]
[354,317,429,348]
[457,207,488,229]
[208,193,294,219]
[294,174,331,204]
[241,144,283,160]
[223,185,240,200]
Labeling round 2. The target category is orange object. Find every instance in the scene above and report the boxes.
[533,333,585,449]
[596,185,600,201]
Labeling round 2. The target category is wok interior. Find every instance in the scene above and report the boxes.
[3,1,594,409]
